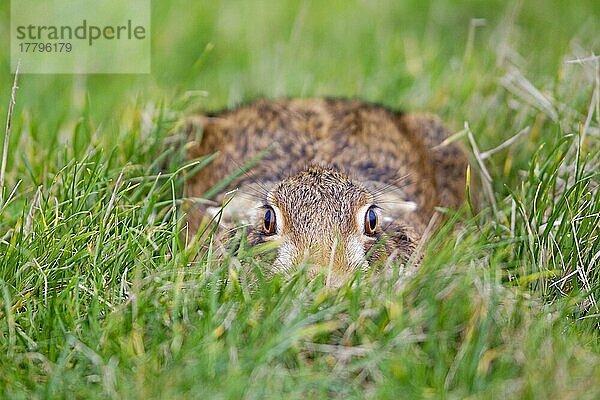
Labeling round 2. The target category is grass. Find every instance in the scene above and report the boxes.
[0,0,599,398]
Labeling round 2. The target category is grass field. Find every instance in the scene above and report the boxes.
[1,0,599,398]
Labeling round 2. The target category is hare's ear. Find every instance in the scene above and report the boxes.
[363,180,418,215]
[183,115,209,158]
[181,115,234,241]
[182,115,237,196]
[206,189,262,226]
[398,113,469,210]
[182,115,233,160]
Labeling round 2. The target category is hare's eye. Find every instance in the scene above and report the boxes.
[262,207,277,235]
[364,207,378,235]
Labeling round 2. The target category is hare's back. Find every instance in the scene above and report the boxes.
[185,98,464,215]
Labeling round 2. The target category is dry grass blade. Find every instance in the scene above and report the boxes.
[303,342,373,357]
[480,126,531,160]
[500,67,558,122]
[463,18,487,65]
[580,77,598,148]
[1,62,20,208]
[103,170,125,226]
[565,55,600,65]
[24,186,42,236]
[326,236,338,287]
[465,122,498,213]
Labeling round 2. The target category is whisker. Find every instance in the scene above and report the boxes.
[226,154,274,196]
[238,183,270,200]
[236,190,267,203]
[375,200,419,208]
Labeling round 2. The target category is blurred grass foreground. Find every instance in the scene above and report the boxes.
[0,0,599,398]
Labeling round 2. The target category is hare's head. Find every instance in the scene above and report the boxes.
[231,165,419,285]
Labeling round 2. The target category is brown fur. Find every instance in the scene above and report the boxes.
[183,98,467,283]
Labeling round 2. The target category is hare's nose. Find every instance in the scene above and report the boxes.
[304,237,352,285]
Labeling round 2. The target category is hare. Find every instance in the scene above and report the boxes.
[183,98,467,284]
